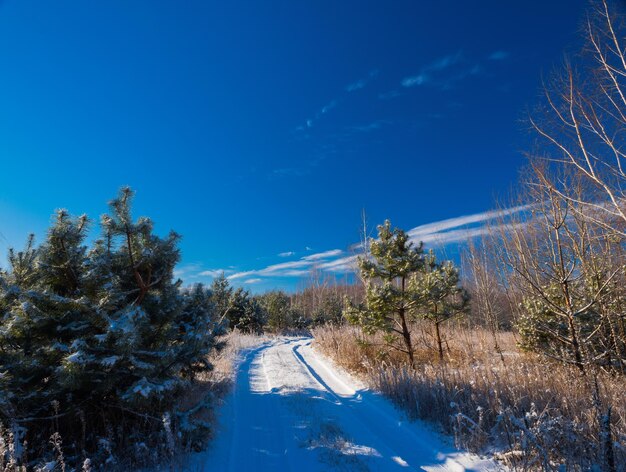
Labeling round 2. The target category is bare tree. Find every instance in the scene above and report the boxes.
[530,0,626,238]
[462,239,507,360]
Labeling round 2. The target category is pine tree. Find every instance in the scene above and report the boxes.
[0,188,224,465]
[0,211,93,420]
[345,220,425,367]
[209,273,233,322]
[227,288,265,333]
[179,283,227,378]
[260,290,293,332]
[312,291,343,326]
[412,251,469,361]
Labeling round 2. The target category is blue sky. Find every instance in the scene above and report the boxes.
[0,0,587,291]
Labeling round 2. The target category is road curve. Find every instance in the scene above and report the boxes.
[202,337,499,472]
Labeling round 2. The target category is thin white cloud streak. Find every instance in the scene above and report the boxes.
[174,263,201,278]
[243,278,262,284]
[320,101,337,114]
[298,100,339,131]
[345,70,379,92]
[297,70,378,132]
[278,251,295,257]
[302,249,343,261]
[227,270,255,280]
[402,51,491,90]
[316,255,358,272]
[402,52,463,87]
[348,120,391,132]
[198,269,232,278]
[279,269,310,277]
[228,249,343,280]
[330,206,530,274]
[227,205,531,282]
[411,222,523,247]
[346,79,367,92]
[228,259,312,280]
[406,204,530,241]
[488,50,510,60]
[402,75,428,87]
[175,264,234,280]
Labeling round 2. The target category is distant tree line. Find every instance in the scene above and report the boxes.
[208,273,362,335]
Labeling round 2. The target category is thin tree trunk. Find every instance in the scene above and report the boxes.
[435,321,444,361]
[399,276,415,368]
[399,311,415,368]
[567,314,585,373]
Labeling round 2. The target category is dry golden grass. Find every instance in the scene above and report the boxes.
[206,330,273,383]
[313,323,626,471]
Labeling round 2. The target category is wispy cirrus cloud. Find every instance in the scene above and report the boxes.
[316,255,358,272]
[405,205,529,243]
[347,120,391,133]
[174,263,203,278]
[302,249,343,261]
[198,269,232,278]
[226,205,530,285]
[345,70,379,92]
[228,249,344,280]
[401,51,489,91]
[488,50,510,61]
[402,51,463,87]
[243,278,262,284]
[297,99,339,131]
[320,101,337,115]
[346,80,367,92]
[174,264,234,281]
[296,69,380,132]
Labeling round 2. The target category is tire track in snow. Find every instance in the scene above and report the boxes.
[203,337,501,472]
[299,340,504,472]
[290,341,415,470]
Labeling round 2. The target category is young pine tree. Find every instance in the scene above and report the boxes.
[179,283,227,379]
[209,273,233,321]
[0,212,93,420]
[345,220,425,367]
[412,251,469,361]
[260,290,293,332]
[227,288,265,333]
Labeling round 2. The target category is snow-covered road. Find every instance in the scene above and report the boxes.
[197,337,499,471]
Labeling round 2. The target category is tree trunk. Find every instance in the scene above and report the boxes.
[400,311,415,368]
[567,314,585,373]
[435,321,444,361]
[399,276,415,368]
[602,406,616,472]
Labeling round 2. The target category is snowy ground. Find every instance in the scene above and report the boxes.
[184,337,502,471]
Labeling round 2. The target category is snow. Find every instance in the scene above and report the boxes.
[180,336,502,471]
[100,355,119,367]
[41,461,57,471]
[65,351,84,364]
[132,378,154,398]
